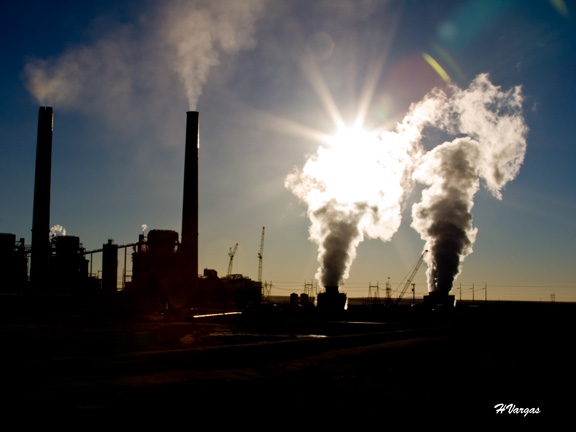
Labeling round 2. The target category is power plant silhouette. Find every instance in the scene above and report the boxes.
[0,106,460,315]
[1,108,571,425]
[1,107,264,314]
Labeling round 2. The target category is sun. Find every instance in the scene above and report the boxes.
[323,121,379,148]
[295,120,408,213]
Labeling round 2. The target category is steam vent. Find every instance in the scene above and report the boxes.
[423,291,456,308]
[317,285,347,312]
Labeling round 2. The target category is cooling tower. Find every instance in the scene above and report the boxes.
[30,106,53,286]
[181,111,199,289]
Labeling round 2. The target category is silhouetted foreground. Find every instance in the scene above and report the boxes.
[1,298,572,426]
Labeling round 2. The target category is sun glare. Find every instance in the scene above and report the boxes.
[302,121,408,211]
[323,121,378,148]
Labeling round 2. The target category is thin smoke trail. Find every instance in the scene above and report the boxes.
[23,0,264,115]
[161,0,264,110]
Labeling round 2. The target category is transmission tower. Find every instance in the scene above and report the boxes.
[263,281,273,301]
[304,280,314,296]
[369,282,380,305]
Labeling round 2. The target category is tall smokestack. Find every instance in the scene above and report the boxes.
[30,106,53,287]
[181,111,199,291]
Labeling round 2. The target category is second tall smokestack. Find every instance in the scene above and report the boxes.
[30,106,53,287]
[181,111,199,286]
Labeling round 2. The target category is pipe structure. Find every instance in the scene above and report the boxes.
[102,239,118,294]
[181,111,199,294]
[30,106,53,287]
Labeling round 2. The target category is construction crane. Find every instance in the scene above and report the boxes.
[227,243,238,276]
[257,227,265,283]
[395,250,428,306]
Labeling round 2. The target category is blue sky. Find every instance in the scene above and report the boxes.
[1,0,575,301]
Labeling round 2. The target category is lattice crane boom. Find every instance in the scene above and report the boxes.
[395,250,428,305]
[227,243,238,276]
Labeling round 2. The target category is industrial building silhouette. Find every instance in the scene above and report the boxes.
[0,106,457,314]
[0,107,262,314]
[1,108,573,425]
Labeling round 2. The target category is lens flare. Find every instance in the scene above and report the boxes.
[423,53,451,84]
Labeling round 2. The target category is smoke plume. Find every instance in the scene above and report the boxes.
[24,0,264,117]
[411,139,480,292]
[162,0,263,109]
[411,74,528,292]
[286,125,416,287]
[50,224,67,238]
[287,74,527,291]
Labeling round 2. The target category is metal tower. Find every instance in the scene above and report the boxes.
[227,243,238,276]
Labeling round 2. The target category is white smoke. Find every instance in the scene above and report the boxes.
[141,224,148,233]
[162,0,264,109]
[410,74,528,292]
[285,125,416,287]
[50,224,67,238]
[287,74,527,291]
[23,0,264,114]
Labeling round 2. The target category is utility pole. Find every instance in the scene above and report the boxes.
[123,247,128,290]
[257,227,265,283]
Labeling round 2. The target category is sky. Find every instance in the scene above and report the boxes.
[1,0,575,302]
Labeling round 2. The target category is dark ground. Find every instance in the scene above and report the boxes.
[0,298,573,427]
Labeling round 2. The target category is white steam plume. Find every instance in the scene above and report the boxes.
[24,0,264,114]
[285,125,417,288]
[287,74,527,291]
[411,74,528,292]
[163,0,263,109]
[50,224,67,238]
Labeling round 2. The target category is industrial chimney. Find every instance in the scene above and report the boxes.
[181,111,199,294]
[30,106,53,287]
